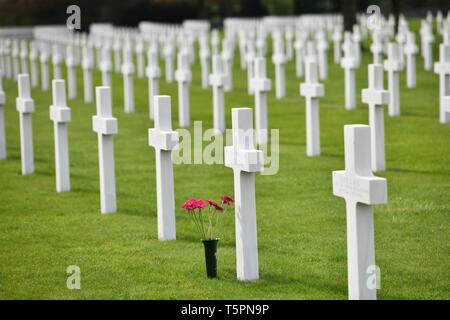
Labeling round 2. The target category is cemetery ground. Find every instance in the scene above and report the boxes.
[0,20,449,300]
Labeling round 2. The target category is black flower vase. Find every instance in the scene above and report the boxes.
[202,238,219,278]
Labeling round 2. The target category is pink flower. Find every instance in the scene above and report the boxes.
[207,199,224,212]
[221,195,234,205]
[182,198,207,211]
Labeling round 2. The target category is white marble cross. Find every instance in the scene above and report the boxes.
[113,37,122,73]
[225,108,264,281]
[3,40,12,80]
[384,43,403,117]
[404,32,418,89]
[0,74,6,160]
[93,86,118,214]
[294,31,306,77]
[370,31,384,65]
[50,80,71,192]
[16,74,35,175]
[148,95,179,241]
[300,59,324,157]
[11,40,19,80]
[211,29,220,55]
[316,30,329,80]
[422,23,435,71]
[121,42,135,113]
[199,35,210,88]
[66,44,77,99]
[252,57,271,145]
[52,43,63,80]
[209,54,226,135]
[222,39,233,91]
[352,25,362,66]
[285,27,294,61]
[39,42,50,91]
[135,37,145,78]
[246,41,256,95]
[272,36,286,99]
[333,26,343,64]
[175,50,191,127]
[146,48,160,120]
[341,33,359,110]
[29,41,39,88]
[332,124,388,300]
[20,40,28,75]
[100,44,113,88]
[163,40,175,83]
[82,44,94,103]
[362,64,390,172]
[434,43,450,123]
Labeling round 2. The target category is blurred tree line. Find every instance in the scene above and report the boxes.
[0,0,448,30]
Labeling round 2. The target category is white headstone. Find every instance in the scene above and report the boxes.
[370,31,384,65]
[16,74,35,175]
[0,74,6,160]
[294,31,306,77]
[209,54,226,135]
[300,59,324,157]
[52,43,63,80]
[39,42,50,91]
[121,43,135,113]
[384,43,403,117]
[146,48,160,120]
[246,41,255,95]
[163,40,175,83]
[113,37,122,73]
[175,50,191,127]
[222,39,233,91]
[333,26,343,64]
[100,44,112,88]
[199,35,210,88]
[82,44,94,103]
[135,37,145,78]
[362,64,390,172]
[404,32,418,88]
[12,40,19,81]
[434,43,450,123]
[422,23,435,71]
[50,80,71,192]
[224,108,264,281]
[316,30,329,80]
[148,95,179,241]
[341,32,359,110]
[93,86,118,214]
[66,44,77,99]
[272,36,286,99]
[20,40,28,75]
[252,57,271,145]
[29,41,39,88]
[332,125,388,300]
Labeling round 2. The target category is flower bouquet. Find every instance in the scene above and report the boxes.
[182,195,234,278]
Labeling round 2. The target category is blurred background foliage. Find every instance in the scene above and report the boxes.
[0,0,449,30]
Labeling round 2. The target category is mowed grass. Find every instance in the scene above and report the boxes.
[0,20,449,300]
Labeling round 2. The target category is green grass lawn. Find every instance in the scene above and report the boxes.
[0,21,449,299]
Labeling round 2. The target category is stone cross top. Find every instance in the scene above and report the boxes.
[300,59,324,157]
[362,64,390,172]
[175,50,192,128]
[434,42,450,123]
[148,95,179,241]
[50,79,71,192]
[93,86,118,214]
[146,48,160,120]
[209,54,226,135]
[252,57,271,145]
[384,43,403,117]
[16,74,35,175]
[225,108,264,281]
[333,125,388,300]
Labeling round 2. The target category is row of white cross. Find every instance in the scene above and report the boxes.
[0,12,449,300]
